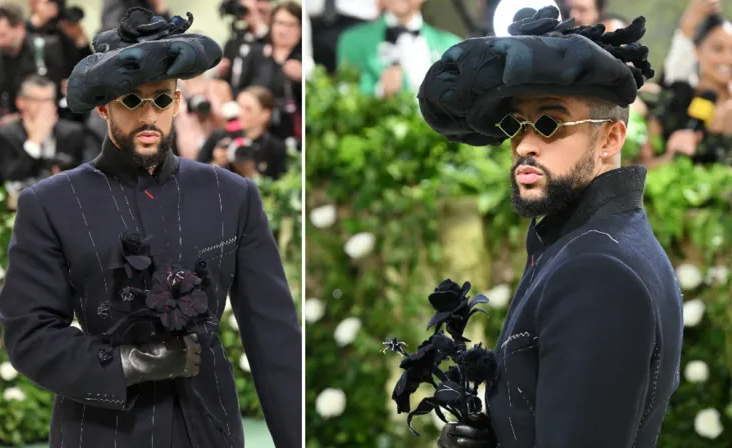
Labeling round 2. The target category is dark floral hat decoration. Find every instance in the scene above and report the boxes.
[66,7,223,113]
[384,279,498,438]
[417,5,655,147]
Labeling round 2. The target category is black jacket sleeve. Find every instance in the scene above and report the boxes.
[229,178,302,447]
[534,253,656,448]
[0,187,134,411]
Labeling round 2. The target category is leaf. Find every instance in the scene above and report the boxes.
[426,310,451,330]
[434,380,463,403]
[468,294,489,307]
[469,308,490,319]
[406,397,440,436]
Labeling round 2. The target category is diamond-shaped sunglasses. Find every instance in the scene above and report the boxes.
[116,92,176,111]
[497,113,613,139]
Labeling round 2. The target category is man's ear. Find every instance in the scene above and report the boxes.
[173,90,182,117]
[599,120,626,159]
[97,105,109,120]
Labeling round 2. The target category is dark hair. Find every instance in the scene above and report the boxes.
[583,97,630,126]
[694,14,728,46]
[240,85,275,111]
[596,0,607,14]
[270,2,302,28]
[0,3,25,27]
[19,74,56,97]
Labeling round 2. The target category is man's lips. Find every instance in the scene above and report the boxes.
[515,166,543,185]
[137,132,160,143]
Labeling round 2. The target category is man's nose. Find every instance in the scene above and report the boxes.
[514,129,543,159]
[138,100,158,123]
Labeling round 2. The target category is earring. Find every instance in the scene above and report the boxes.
[603,151,608,157]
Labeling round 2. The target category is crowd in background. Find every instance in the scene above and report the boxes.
[0,0,303,211]
[305,0,732,169]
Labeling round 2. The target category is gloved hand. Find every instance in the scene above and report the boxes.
[438,413,495,448]
[120,332,202,386]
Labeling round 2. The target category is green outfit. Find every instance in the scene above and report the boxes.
[336,15,461,95]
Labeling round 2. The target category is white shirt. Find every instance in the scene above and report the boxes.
[381,12,433,93]
[664,29,698,87]
[23,134,56,160]
[305,0,379,21]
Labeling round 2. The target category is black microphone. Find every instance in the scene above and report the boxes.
[686,90,718,132]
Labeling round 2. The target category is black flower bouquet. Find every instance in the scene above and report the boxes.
[384,279,498,438]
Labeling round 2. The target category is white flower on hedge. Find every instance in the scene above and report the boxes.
[315,388,346,418]
[0,263,5,280]
[309,204,337,229]
[706,266,729,285]
[694,408,724,439]
[228,314,239,331]
[0,362,17,381]
[304,298,325,323]
[676,263,703,291]
[239,353,250,372]
[486,284,511,309]
[683,299,706,327]
[684,360,709,383]
[289,193,302,212]
[3,387,25,402]
[334,317,361,346]
[225,296,233,313]
[344,232,375,260]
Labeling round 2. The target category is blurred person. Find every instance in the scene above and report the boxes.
[306,0,380,73]
[220,2,303,141]
[642,13,732,168]
[563,0,606,26]
[0,7,301,448]
[664,0,722,88]
[199,86,288,180]
[336,0,460,97]
[174,68,234,160]
[216,0,275,82]
[418,7,682,448]
[0,75,90,207]
[0,3,69,124]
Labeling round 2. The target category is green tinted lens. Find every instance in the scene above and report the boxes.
[534,114,560,137]
[120,94,143,110]
[498,115,522,137]
[153,93,174,109]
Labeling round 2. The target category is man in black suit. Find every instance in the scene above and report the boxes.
[0,7,301,448]
[0,75,93,199]
[418,7,683,448]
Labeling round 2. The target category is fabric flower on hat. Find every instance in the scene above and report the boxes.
[146,267,208,331]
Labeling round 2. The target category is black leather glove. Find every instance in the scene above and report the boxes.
[438,413,495,448]
[120,332,202,386]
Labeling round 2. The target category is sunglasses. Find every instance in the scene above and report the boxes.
[497,114,613,139]
[115,92,177,111]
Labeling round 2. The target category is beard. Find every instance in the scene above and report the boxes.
[510,148,596,218]
[110,118,175,170]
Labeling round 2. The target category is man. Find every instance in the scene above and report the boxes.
[563,0,605,26]
[417,7,683,448]
[0,3,84,124]
[336,0,460,97]
[0,75,93,208]
[0,7,301,448]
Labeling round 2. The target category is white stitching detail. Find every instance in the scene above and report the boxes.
[501,332,535,349]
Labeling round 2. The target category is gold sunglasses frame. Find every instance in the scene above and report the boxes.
[115,90,180,111]
[497,114,613,139]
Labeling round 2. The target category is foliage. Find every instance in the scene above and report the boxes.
[0,154,302,446]
[305,67,732,448]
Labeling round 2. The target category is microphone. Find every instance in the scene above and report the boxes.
[686,90,718,132]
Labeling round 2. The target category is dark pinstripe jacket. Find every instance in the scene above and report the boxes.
[0,137,302,447]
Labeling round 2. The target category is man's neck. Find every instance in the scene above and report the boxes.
[393,10,419,28]
[246,126,265,141]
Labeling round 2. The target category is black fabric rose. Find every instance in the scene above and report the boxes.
[146,267,208,331]
[393,339,438,414]
[427,280,489,342]
[458,343,498,384]
[119,231,152,278]
[507,5,576,37]
[93,7,193,53]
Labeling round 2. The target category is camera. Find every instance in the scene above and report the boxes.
[187,95,212,116]
[219,0,249,18]
[59,6,84,23]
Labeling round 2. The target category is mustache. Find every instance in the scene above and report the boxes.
[131,124,163,136]
[512,158,549,175]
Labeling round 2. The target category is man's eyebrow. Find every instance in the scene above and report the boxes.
[131,88,173,96]
[508,102,572,116]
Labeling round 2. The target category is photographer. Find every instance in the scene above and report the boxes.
[217,0,272,54]
[218,1,302,141]
[198,86,288,180]
[0,75,90,209]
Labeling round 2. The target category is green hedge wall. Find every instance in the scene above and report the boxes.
[0,151,302,446]
[305,67,732,448]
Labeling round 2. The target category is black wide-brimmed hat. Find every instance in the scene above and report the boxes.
[66,7,223,113]
[417,6,655,147]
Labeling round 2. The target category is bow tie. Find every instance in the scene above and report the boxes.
[385,26,421,44]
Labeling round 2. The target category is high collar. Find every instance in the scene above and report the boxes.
[93,136,179,188]
[526,165,647,254]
